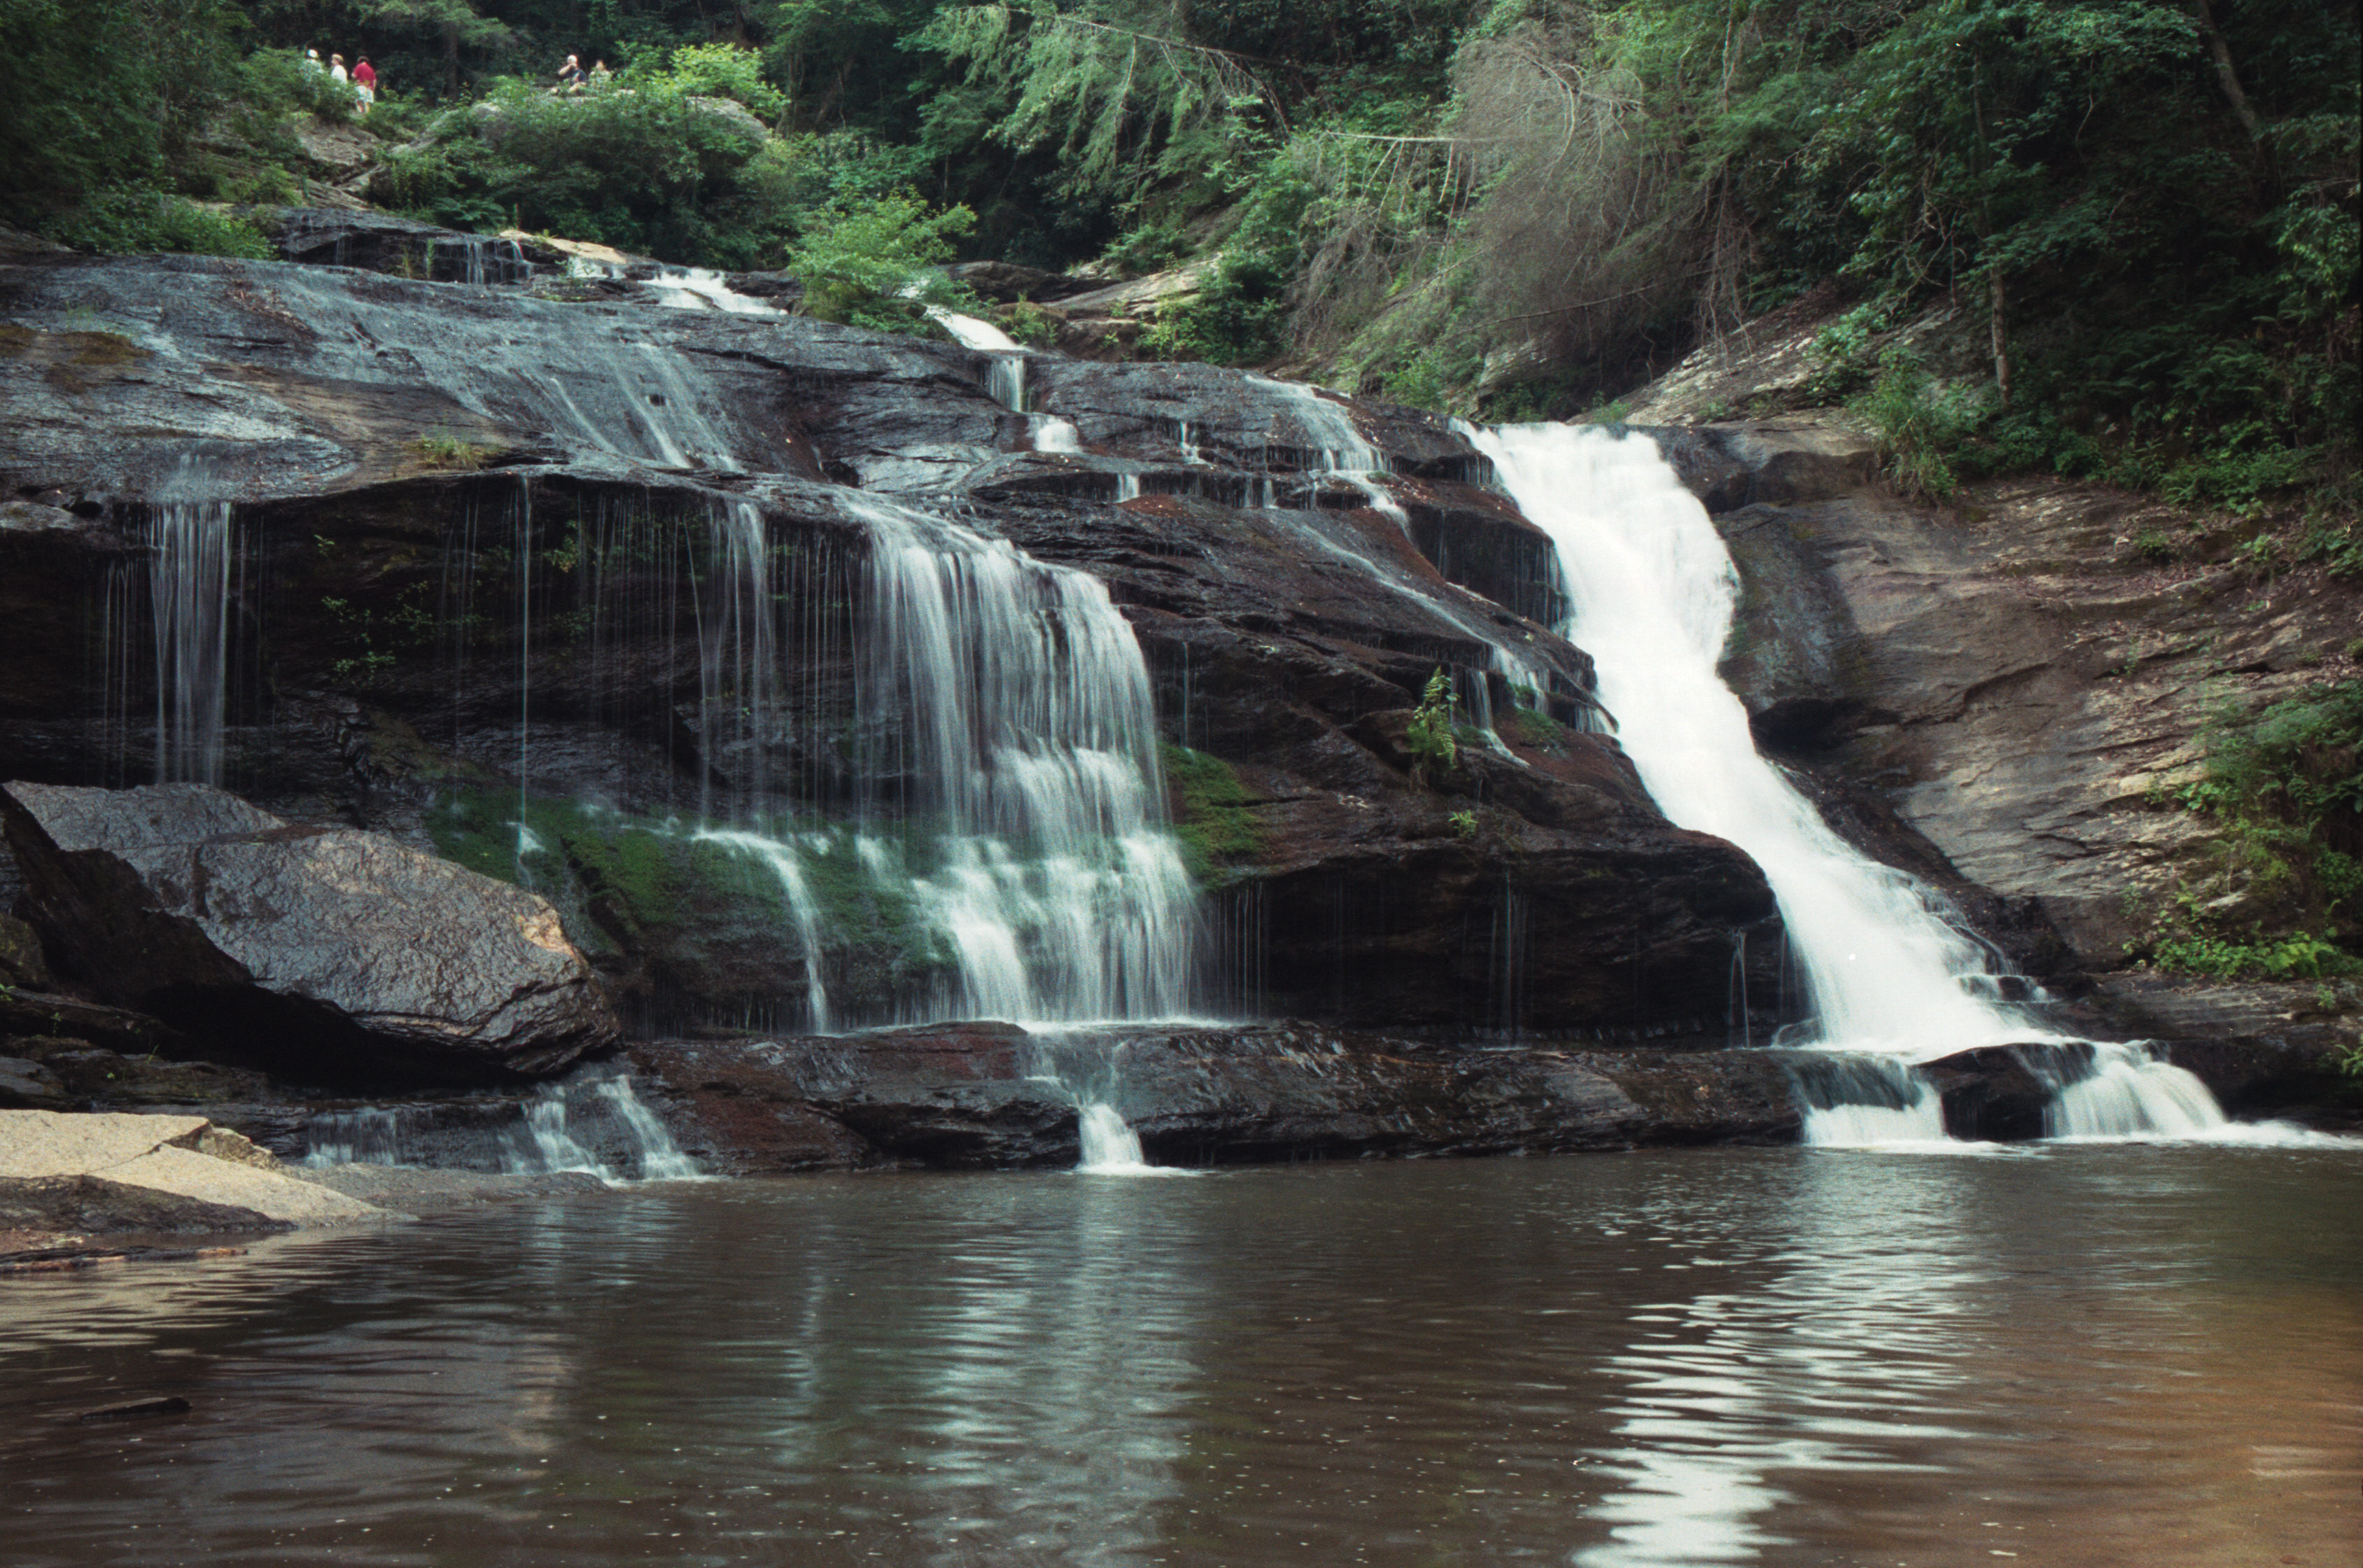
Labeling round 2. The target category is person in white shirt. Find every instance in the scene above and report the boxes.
[330,53,349,85]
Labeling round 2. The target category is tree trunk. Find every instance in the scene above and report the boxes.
[2192,0,2264,143]
[1989,268,2012,412]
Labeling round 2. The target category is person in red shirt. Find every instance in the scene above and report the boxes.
[352,56,377,118]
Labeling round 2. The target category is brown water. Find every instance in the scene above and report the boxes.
[2,1147,2357,1567]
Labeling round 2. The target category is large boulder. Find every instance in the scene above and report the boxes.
[1,783,617,1084]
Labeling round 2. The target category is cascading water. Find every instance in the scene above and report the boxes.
[1256,378,1559,743]
[300,1077,699,1180]
[649,266,780,315]
[148,465,237,785]
[1461,422,2239,1144]
[932,310,1029,410]
[848,494,1199,1023]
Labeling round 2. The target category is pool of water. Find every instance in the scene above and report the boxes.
[3,1147,2357,1567]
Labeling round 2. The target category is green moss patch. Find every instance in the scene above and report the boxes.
[1161,743,1268,885]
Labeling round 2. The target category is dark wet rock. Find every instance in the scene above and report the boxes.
[0,990,189,1056]
[0,1175,290,1237]
[268,207,533,284]
[1921,1046,2053,1140]
[946,260,1096,303]
[4,1035,279,1110]
[78,1396,192,1420]
[0,251,1796,1042]
[629,1026,1811,1172]
[0,911,51,988]
[1,781,617,1084]
[0,1056,70,1110]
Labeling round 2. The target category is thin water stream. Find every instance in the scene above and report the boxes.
[2,1154,2352,1567]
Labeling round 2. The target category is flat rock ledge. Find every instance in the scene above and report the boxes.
[629,1025,1816,1172]
[0,1110,387,1252]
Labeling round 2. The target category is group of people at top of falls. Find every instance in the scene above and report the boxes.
[552,55,612,94]
[305,48,377,119]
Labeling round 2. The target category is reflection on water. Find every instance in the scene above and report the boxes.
[1,1149,2357,1567]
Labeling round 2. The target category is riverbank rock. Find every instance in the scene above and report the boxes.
[0,1110,386,1236]
[1,782,617,1084]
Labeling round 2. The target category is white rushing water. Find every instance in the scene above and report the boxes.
[932,309,1029,410]
[650,266,780,315]
[1461,423,2255,1144]
[849,493,1199,1023]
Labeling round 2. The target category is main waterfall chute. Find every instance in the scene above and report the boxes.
[1462,422,2238,1142]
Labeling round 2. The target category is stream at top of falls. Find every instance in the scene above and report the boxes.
[3,1152,2355,1568]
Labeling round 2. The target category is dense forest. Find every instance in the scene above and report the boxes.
[1,1,2356,516]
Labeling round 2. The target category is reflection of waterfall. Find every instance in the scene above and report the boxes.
[148,468,237,786]
[1575,1158,1984,1567]
[1464,423,2237,1142]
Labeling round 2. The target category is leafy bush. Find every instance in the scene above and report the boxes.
[784,193,979,330]
[1403,668,1458,784]
[1851,348,1988,503]
[2138,681,2363,975]
[50,190,272,259]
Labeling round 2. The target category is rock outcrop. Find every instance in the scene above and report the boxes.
[2,782,617,1083]
[627,1026,1810,1171]
[0,249,1787,1052]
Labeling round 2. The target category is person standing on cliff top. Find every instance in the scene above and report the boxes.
[329,53,349,86]
[352,57,377,118]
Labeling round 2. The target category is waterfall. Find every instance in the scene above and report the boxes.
[931,309,1028,410]
[849,494,1199,1023]
[148,467,237,786]
[301,1076,699,1180]
[1464,423,2239,1142]
[650,266,780,315]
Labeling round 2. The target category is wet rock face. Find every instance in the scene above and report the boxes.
[1676,443,2362,971]
[0,250,1788,1046]
[628,1026,1812,1172]
[1,782,617,1084]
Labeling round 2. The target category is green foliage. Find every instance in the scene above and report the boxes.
[48,191,274,260]
[1851,348,1988,503]
[919,2,1275,197]
[1159,743,1265,883]
[2136,680,2363,976]
[2148,927,2356,981]
[659,43,788,120]
[1448,808,1478,839]
[1002,301,1062,346]
[783,192,979,328]
[1403,667,1457,783]
[377,48,800,265]
[411,430,492,468]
